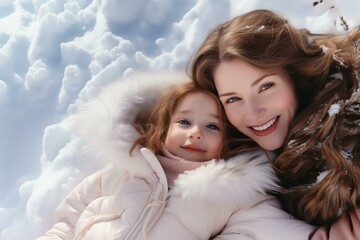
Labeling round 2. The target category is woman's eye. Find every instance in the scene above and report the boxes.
[207,124,220,131]
[178,119,191,126]
[259,83,274,92]
[225,97,240,104]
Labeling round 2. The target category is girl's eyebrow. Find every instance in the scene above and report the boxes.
[177,110,192,114]
[218,73,277,98]
[176,110,220,120]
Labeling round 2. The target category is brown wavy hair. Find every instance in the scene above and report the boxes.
[130,81,236,160]
[189,9,360,225]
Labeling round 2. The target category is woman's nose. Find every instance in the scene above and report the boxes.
[245,99,266,121]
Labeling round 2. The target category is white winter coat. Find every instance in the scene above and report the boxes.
[37,72,314,240]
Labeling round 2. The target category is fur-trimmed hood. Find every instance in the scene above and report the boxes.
[71,72,279,207]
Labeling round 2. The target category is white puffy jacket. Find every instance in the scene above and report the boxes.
[37,72,314,240]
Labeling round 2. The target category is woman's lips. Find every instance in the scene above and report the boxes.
[248,116,280,137]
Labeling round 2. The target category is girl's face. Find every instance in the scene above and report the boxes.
[214,59,298,151]
[164,92,223,162]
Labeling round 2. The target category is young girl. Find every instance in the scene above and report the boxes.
[190,9,360,239]
[37,72,313,239]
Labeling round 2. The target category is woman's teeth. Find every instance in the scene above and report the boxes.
[252,117,277,131]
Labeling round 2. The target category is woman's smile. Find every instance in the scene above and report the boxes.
[248,116,280,136]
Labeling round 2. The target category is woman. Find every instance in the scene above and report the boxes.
[190,9,360,239]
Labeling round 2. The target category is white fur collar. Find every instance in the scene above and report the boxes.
[140,147,279,207]
[171,151,279,207]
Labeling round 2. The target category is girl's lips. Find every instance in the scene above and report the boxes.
[248,116,280,137]
[181,145,206,152]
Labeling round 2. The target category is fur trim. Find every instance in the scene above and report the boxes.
[71,71,188,167]
[171,151,280,207]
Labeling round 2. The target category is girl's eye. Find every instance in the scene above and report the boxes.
[225,97,240,104]
[259,83,274,92]
[207,124,220,131]
[178,119,191,126]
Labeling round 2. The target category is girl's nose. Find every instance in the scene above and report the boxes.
[188,126,203,140]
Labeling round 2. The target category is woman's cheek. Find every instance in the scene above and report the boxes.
[224,107,240,127]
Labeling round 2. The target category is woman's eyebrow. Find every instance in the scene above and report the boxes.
[218,92,236,98]
[251,73,277,87]
[218,73,277,98]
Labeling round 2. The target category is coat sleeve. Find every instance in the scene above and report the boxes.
[311,208,360,240]
[212,196,315,240]
[36,170,105,240]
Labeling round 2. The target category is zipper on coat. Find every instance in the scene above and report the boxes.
[130,221,145,240]
[124,172,163,240]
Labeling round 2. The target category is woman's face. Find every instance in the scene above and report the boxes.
[214,59,298,151]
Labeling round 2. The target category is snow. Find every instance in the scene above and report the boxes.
[328,103,341,116]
